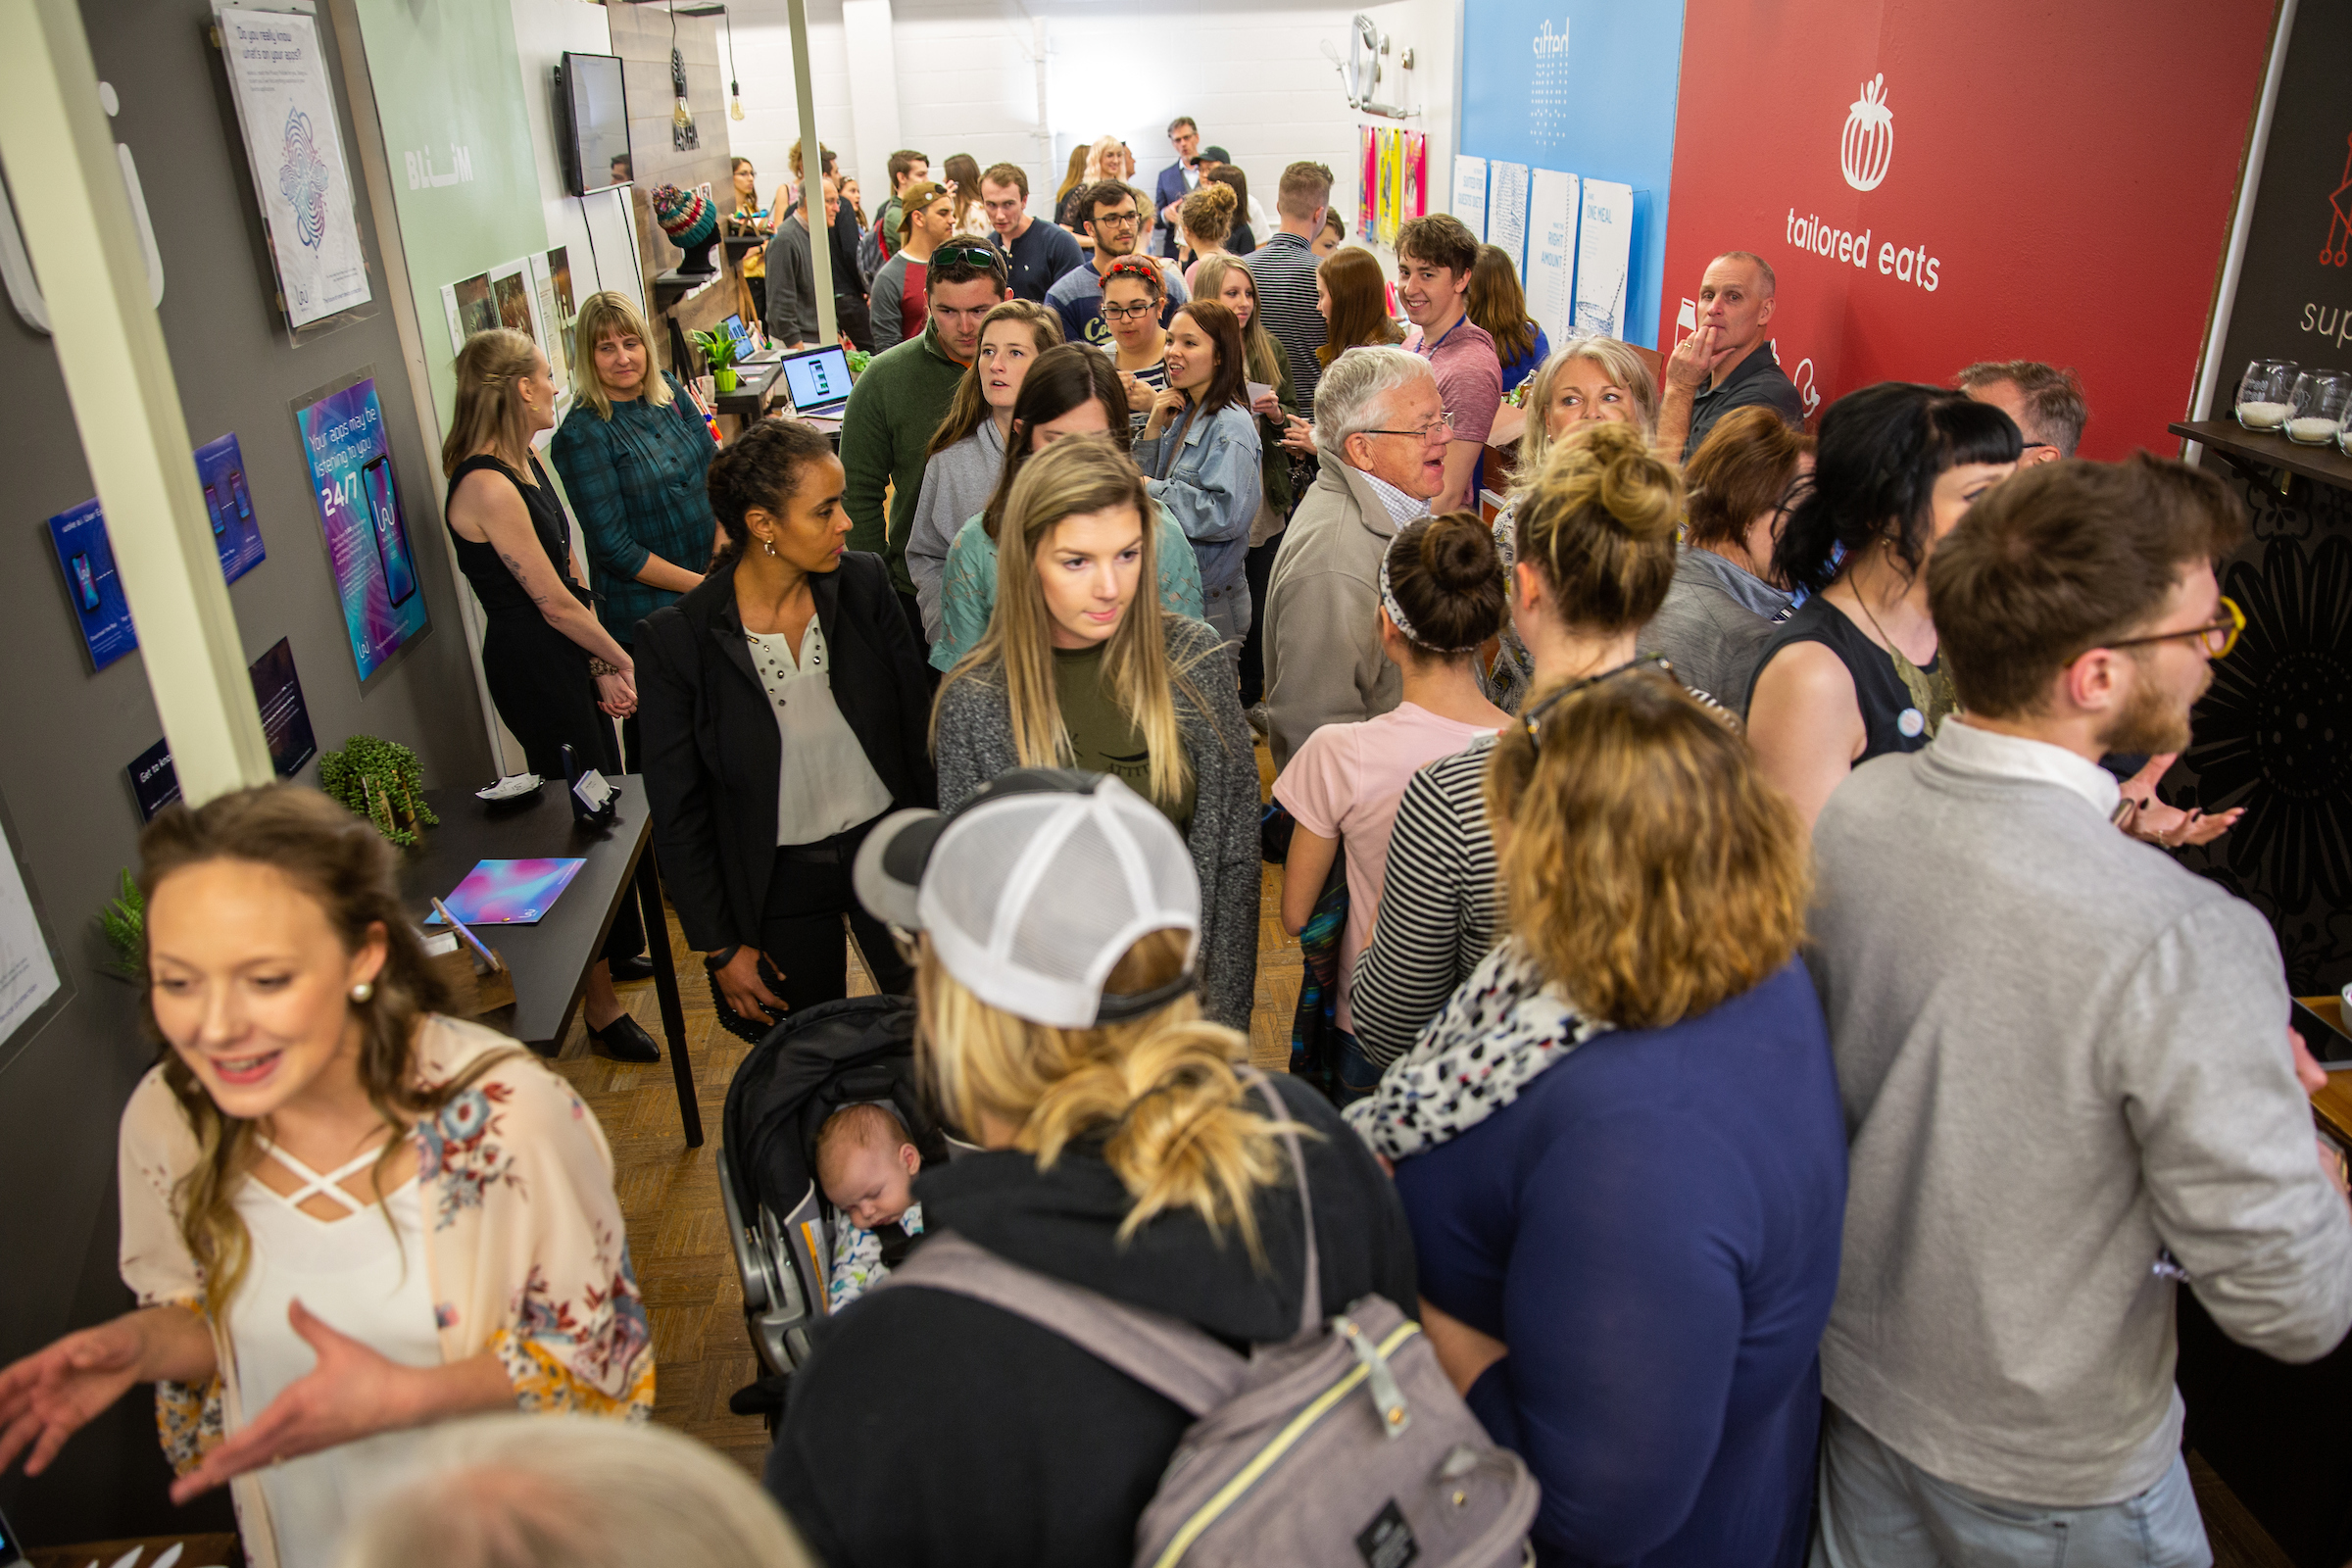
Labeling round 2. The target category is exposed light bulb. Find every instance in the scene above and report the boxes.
[729,80,744,121]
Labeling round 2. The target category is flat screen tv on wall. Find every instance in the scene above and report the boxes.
[559,52,632,197]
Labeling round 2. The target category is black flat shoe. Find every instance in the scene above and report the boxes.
[587,1012,662,1062]
[609,955,658,983]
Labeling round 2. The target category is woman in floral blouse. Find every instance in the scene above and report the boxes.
[0,786,651,1568]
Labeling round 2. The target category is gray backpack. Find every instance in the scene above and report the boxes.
[883,1073,1538,1568]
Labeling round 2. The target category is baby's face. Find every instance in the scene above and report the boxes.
[825,1141,918,1232]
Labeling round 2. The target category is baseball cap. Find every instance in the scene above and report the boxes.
[1200,145,1232,165]
[853,769,1200,1029]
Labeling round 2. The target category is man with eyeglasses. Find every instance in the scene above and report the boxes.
[1260,347,1448,768]
[1805,456,2352,1568]
[1045,180,1190,348]
[762,173,846,352]
[1957,359,2089,467]
[840,241,1013,652]
[978,162,1081,304]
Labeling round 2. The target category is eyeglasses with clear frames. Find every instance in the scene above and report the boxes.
[1356,411,1457,441]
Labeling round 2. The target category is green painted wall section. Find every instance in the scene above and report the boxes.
[351,0,549,421]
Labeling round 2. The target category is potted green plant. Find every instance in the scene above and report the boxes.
[689,325,743,393]
[98,868,143,981]
[319,735,439,849]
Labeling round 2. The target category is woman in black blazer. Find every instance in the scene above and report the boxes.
[638,419,936,1028]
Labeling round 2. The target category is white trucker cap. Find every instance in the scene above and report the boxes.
[853,769,1200,1030]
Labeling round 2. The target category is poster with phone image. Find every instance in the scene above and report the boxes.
[44,499,136,670]
[294,373,430,679]
[194,432,267,584]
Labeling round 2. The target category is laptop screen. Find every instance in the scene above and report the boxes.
[781,346,854,412]
[722,314,750,342]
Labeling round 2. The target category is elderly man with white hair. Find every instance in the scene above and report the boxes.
[1261,346,1449,768]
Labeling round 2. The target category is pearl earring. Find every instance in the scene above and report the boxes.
[763,535,778,557]
[350,981,373,1003]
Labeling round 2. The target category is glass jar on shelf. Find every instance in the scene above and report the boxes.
[2284,368,2349,446]
[2234,359,2296,431]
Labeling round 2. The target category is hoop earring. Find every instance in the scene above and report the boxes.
[350,981,373,1003]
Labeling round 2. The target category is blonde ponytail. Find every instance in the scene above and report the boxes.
[916,928,1291,1258]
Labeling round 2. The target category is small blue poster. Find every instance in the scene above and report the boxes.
[46,499,137,671]
[194,432,268,584]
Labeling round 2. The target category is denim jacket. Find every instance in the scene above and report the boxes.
[1132,400,1260,598]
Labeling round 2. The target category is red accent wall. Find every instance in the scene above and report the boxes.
[1663,0,2278,458]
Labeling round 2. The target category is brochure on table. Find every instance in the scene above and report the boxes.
[427,858,589,926]
[213,3,372,332]
[294,371,430,681]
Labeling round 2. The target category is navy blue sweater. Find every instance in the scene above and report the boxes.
[1391,960,1846,1568]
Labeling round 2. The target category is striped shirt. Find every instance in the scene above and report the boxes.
[1244,231,1328,417]
[1101,344,1167,435]
[1348,679,1740,1066]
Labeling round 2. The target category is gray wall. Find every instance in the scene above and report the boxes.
[0,0,491,1542]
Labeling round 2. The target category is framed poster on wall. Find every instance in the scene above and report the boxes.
[294,370,429,680]
[0,787,71,1077]
[194,432,269,584]
[213,1,373,332]
[44,499,137,672]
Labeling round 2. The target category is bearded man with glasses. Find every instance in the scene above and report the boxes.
[1046,179,1190,348]
[1259,346,1449,768]
[1805,455,2352,1568]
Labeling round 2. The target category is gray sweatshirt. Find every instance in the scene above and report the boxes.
[905,419,1006,642]
[761,215,817,346]
[1808,718,2352,1507]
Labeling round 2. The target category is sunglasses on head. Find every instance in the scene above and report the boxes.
[933,240,1005,277]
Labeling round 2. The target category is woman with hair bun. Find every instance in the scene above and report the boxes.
[1359,667,1843,1568]
[1272,514,1513,1102]
[637,419,935,1031]
[0,786,651,1568]
[1349,420,1721,1071]
[765,769,1416,1567]
[1746,382,2019,827]
[1177,181,1239,288]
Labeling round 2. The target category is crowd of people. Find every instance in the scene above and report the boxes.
[2,109,2347,1568]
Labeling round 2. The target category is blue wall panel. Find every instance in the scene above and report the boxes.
[1458,3,1687,348]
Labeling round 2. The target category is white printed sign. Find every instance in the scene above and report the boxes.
[1573,178,1635,337]
[1487,161,1532,278]
[0,816,60,1054]
[217,6,371,329]
[1451,157,1489,243]
[1526,170,1580,349]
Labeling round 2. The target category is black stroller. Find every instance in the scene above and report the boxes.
[718,994,966,1387]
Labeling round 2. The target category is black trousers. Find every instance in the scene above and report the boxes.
[757,816,913,1013]
[1237,531,1284,709]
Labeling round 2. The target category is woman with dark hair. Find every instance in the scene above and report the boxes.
[1643,406,1815,705]
[933,342,1203,670]
[1134,298,1262,647]
[1194,256,1299,709]
[637,419,936,1032]
[1467,243,1548,396]
[1360,668,1843,1568]
[1207,163,1257,254]
[1099,255,1171,426]
[1745,382,2019,826]
[1273,514,1513,1102]
[445,327,657,1061]
[1315,244,1403,368]
[0,786,650,1568]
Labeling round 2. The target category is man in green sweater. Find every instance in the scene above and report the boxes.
[839,242,1009,654]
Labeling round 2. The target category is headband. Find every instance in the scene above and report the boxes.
[1379,537,1484,654]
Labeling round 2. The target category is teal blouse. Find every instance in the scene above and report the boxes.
[548,371,719,643]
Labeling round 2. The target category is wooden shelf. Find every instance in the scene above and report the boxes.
[2170,418,2352,493]
[651,267,725,314]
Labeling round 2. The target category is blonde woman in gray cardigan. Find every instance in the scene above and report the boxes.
[905,301,1063,641]
[931,434,1257,1029]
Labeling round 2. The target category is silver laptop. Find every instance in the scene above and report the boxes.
[778,344,855,420]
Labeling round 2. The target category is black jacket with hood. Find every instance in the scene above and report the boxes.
[763,1073,1419,1567]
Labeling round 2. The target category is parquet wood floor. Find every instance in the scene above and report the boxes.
[540,742,2291,1568]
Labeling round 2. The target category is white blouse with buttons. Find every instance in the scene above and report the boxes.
[746,619,895,846]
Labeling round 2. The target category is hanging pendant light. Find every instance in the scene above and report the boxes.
[725,8,745,120]
[668,0,700,151]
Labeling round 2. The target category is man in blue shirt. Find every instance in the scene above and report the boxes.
[1045,181,1190,347]
[981,162,1082,305]
[1152,116,1200,259]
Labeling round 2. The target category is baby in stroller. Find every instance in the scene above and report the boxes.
[815,1102,927,1309]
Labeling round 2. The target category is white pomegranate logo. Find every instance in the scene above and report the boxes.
[1839,74,1892,192]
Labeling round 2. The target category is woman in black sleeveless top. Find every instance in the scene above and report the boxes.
[441,328,662,1061]
[1744,382,2020,827]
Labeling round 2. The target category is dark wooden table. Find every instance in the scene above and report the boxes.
[713,356,787,421]
[2170,417,2352,491]
[24,1533,239,1568]
[399,775,700,1146]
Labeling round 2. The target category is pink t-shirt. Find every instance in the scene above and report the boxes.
[1403,316,1504,445]
[1273,703,1502,1035]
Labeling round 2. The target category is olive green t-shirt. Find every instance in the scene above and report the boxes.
[1053,643,1196,832]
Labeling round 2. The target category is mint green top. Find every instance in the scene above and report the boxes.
[931,503,1206,672]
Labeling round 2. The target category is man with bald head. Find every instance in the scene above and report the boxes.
[1959,361,2089,466]
[1657,250,1806,461]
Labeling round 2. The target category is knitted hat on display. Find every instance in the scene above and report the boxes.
[652,183,717,249]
